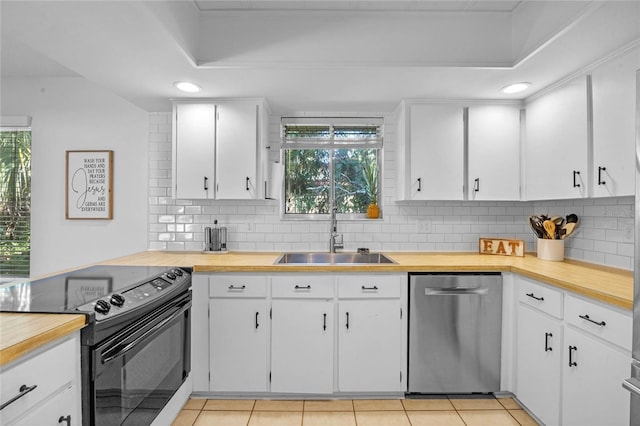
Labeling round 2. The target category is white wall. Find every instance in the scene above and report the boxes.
[1,77,149,276]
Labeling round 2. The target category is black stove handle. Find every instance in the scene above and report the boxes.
[100,299,191,365]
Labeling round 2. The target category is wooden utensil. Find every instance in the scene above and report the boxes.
[543,220,556,239]
[561,222,576,239]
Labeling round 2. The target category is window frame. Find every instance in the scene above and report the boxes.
[280,117,383,221]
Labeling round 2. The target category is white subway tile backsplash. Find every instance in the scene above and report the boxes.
[147,111,634,270]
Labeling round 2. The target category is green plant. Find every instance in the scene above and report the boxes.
[0,130,31,277]
[361,150,378,204]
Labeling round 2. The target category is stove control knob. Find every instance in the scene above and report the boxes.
[110,293,125,307]
[166,273,177,280]
[95,299,111,314]
[172,269,183,277]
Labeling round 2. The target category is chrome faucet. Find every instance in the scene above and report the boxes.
[330,206,344,253]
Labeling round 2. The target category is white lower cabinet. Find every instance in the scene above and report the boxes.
[209,299,269,392]
[338,299,402,392]
[198,272,407,396]
[513,276,632,426]
[271,299,334,393]
[0,334,81,426]
[516,303,562,426]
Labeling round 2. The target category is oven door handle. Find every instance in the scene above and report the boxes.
[101,300,191,364]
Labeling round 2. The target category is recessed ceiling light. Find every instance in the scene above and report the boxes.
[174,81,202,93]
[501,82,531,94]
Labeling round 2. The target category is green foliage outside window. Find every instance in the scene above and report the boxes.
[0,130,31,277]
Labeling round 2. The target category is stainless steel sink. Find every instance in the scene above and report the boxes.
[275,252,396,265]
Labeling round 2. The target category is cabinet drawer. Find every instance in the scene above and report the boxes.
[209,275,267,297]
[1,336,77,425]
[337,275,401,298]
[565,294,632,351]
[11,385,77,426]
[518,277,563,319]
[272,275,334,299]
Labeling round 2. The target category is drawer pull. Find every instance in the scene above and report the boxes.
[569,345,578,367]
[59,415,71,425]
[0,384,38,410]
[255,312,260,330]
[526,292,544,301]
[545,332,553,352]
[579,314,606,327]
[346,312,350,329]
[323,313,327,331]
[362,285,379,291]
[295,285,311,290]
[228,285,246,290]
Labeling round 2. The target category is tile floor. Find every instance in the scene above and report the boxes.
[172,396,540,426]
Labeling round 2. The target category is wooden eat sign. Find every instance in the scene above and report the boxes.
[479,238,525,257]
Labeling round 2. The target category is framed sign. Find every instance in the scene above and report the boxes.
[66,150,113,219]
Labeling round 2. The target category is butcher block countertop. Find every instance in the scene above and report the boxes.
[0,313,86,367]
[102,250,634,310]
[2,250,633,366]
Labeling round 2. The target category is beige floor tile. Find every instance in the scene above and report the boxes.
[353,399,404,411]
[355,411,411,426]
[194,410,251,426]
[253,400,304,411]
[248,411,303,426]
[172,410,200,426]
[449,398,504,410]
[203,399,256,411]
[302,411,356,426]
[509,409,541,426]
[402,398,455,411]
[457,410,520,426]
[183,399,207,410]
[406,411,466,426]
[304,400,354,411]
[497,397,522,410]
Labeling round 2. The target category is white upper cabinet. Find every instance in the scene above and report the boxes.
[524,76,589,200]
[397,103,464,200]
[468,105,521,200]
[590,47,640,197]
[172,99,267,200]
[173,103,216,199]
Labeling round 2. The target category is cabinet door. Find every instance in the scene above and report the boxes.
[215,102,258,199]
[562,327,630,426]
[174,103,216,199]
[591,48,639,197]
[524,77,588,200]
[468,105,521,200]
[209,299,269,392]
[516,304,562,426]
[271,299,334,394]
[409,104,464,200]
[338,300,402,392]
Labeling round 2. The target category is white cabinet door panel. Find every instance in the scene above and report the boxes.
[468,105,521,200]
[215,103,258,199]
[338,300,402,392]
[174,103,216,199]
[209,299,269,392]
[409,104,464,200]
[271,300,334,394]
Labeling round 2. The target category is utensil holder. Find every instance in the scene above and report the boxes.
[537,238,564,261]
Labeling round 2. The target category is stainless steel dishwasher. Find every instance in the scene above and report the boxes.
[408,272,502,394]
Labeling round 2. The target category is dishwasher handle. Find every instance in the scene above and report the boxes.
[424,287,489,296]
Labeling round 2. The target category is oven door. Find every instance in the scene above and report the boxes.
[91,292,191,426]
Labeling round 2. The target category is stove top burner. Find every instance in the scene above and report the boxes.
[0,265,190,316]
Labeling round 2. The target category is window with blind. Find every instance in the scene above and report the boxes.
[281,118,383,218]
[0,129,31,277]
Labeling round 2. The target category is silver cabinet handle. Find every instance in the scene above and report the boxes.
[425,287,488,296]
[623,377,640,396]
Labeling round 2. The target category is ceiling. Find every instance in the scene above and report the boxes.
[1,1,639,113]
